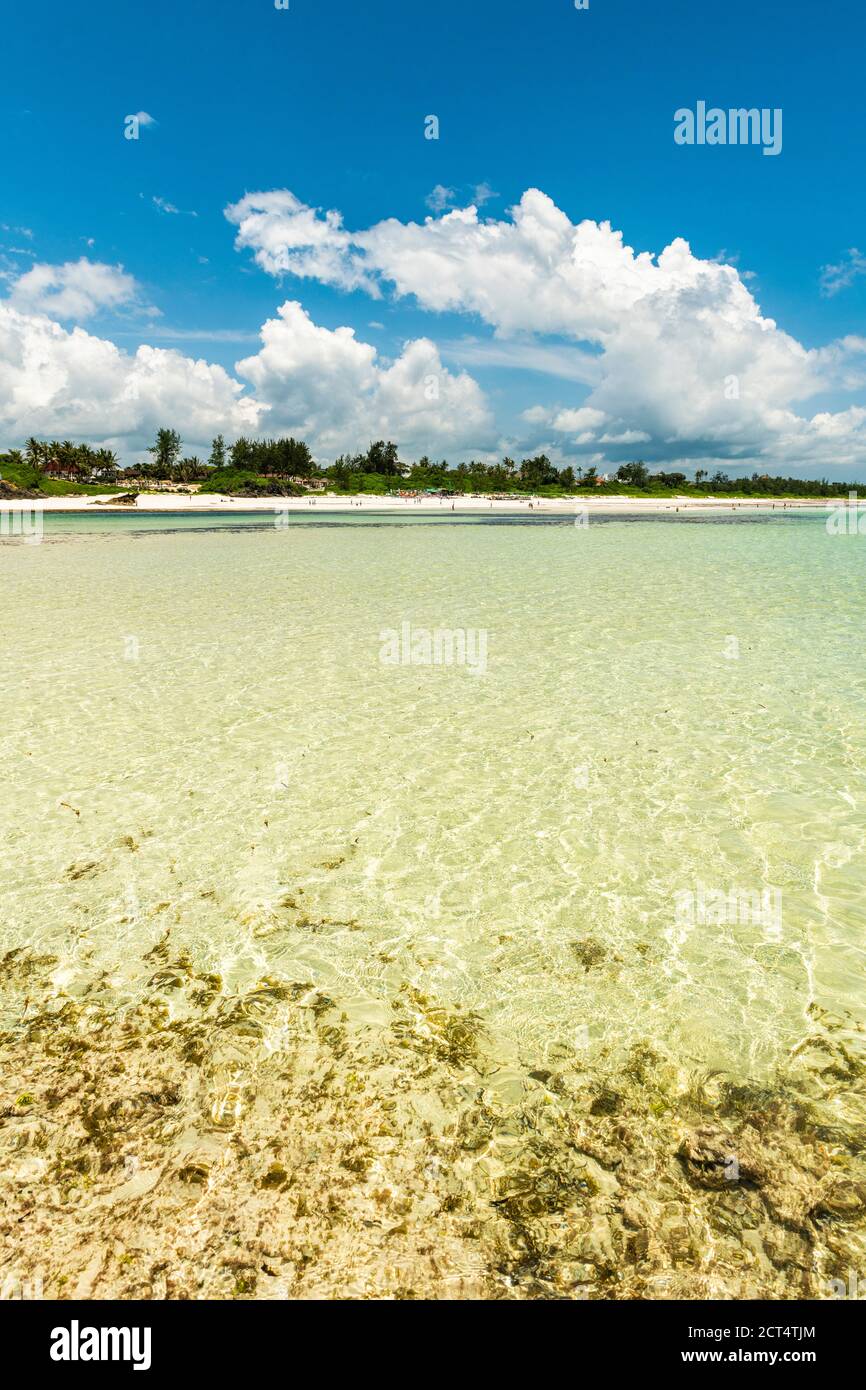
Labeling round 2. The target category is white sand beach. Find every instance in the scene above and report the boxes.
[0,491,832,515]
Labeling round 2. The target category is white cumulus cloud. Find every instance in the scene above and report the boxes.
[0,298,493,464]
[7,258,153,322]
[0,303,261,453]
[224,187,866,472]
[235,300,494,457]
[225,190,377,295]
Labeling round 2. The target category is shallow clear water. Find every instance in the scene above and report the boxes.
[2,509,865,1084]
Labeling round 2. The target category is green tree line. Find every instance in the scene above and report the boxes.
[3,430,866,499]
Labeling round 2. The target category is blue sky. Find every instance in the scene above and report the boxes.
[3,0,866,476]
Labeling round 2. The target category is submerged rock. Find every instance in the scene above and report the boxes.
[679,1125,750,1187]
[570,938,606,971]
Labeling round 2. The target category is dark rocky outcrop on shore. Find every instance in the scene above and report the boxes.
[0,481,41,500]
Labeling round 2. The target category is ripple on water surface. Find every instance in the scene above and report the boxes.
[1,513,865,1296]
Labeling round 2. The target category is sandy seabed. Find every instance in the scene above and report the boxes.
[1,498,863,1300]
[2,942,864,1301]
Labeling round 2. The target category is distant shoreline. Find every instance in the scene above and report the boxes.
[0,492,838,516]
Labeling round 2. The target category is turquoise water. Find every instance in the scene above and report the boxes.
[1,509,863,1079]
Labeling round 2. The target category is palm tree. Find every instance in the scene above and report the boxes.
[25,436,45,469]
